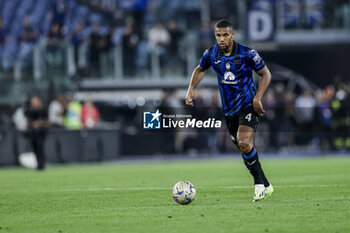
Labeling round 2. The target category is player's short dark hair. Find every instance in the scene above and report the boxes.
[214,19,233,30]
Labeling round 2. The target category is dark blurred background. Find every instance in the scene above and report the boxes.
[0,0,349,166]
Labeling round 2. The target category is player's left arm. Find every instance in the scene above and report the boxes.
[253,66,271,116]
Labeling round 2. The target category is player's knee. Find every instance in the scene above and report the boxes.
[237,140,253,154]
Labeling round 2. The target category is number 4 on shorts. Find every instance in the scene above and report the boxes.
[245,113,252,122]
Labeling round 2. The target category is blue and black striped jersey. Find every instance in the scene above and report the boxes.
[199,41,266,116]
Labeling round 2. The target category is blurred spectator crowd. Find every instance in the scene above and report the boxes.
[13,94,100,132]
[0,0,349,79]
[0,0,217,77]
[259,77,350,152]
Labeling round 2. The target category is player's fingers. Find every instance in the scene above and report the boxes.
[254,105,262,115]
[254,106,262,115]
[259,107,265,116]
[186,98,193,106]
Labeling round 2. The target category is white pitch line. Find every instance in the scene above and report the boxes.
[60,184,349,192]
[219,184,348,189]
[60,187,171,192]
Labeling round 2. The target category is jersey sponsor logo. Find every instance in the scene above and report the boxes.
[224,71,236,81]
[221,80,239,85]
[214,60,221,65]
[221,71,238,85]
[221,60,238,84]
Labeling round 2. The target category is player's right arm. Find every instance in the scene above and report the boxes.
[186,48,211,106]
[185,65,207,106]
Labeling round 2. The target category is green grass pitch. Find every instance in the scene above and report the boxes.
[1,156,350,233]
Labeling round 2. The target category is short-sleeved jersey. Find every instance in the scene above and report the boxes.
[199,41,266,116]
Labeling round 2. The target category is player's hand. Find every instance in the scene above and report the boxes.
[253,98,265,116]
[185,89,195,106]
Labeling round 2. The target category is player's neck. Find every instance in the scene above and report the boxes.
[222,41,235,56]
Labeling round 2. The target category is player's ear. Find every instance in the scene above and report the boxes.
[229,27,234,36]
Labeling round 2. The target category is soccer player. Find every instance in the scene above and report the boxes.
[185,19,273,201]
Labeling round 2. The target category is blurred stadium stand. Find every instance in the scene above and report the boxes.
[0,0,349,166]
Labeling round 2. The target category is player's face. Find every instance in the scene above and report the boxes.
[215,27,234,51]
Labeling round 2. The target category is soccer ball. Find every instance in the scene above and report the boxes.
[172,181,196,205]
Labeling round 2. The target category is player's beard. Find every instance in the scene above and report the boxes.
[219,43,228,51]
[219,42,232,53]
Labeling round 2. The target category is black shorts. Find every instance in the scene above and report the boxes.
[225,106,259,145]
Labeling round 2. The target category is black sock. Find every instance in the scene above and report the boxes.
[243,148,270,186]
[260,164,270,187]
